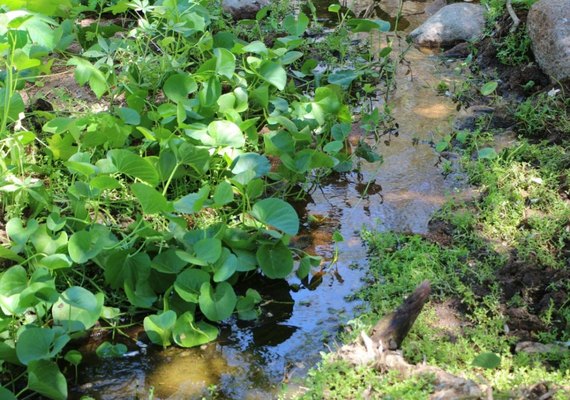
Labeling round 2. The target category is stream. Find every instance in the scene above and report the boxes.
[72,1,469,399]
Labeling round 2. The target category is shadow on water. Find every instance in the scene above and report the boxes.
[71,1,472,399]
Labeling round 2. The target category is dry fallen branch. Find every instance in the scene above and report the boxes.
[333,280,484,399]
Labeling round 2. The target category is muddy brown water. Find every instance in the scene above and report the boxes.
[71,1,470,399]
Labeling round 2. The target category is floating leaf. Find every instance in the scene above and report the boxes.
[95,342,127,358]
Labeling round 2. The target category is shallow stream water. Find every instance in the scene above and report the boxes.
[72,1,470,399]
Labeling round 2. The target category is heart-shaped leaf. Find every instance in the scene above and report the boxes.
[256,241,294,279]
[174,268,210,303]
[143,310,177,348]
[172,311,219,347]
[199,281,236,322]
[251,198,299,236]
[52,287,104,332]
[131,183,172,214]
[27,360,68,400]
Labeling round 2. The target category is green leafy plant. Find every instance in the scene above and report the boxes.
[0,1,394,398]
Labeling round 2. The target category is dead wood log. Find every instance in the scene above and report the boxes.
[370,280,431,350]
[334,280,485,399]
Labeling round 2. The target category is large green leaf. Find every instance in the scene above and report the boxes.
[199,76,221,107]
[198,281,236,322]
[0,387,17,400]
[347,18,390,33]
[231,153,270,184]
[174,268,210,303]
[328,70,362,89]
[194,238,222,265]
[213,248,237,282]
[27,360,67,400]
[283,12,309,36]
[108,149,159,186]
[0,265,27,296]
[214,48,236,79]
[173,185,210,214]
[151,249,187,274]
[52,287,104,332]
[143,310,176,348]
[163,73,197,103]
[172,311,219,347]
[5,218,39,253]
[131,183,172,214]
[472,352,501,369]
[213,181,234,206]
[68,227,113,264]
[0,89,24,123]
[16,327,70,366]
[251,198,299,235]
[68,57,108,98]
[30,225,68,256]
[258,61,287,91]
[206,120,245,148]
[256,241,294,279]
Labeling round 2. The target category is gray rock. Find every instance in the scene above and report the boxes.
[222,0,269,20]
[527,0,570,81]
[408,3,485,48]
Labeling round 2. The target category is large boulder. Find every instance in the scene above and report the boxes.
[527,0,570,81]
[222,0,269,20]
[408,3,485,48]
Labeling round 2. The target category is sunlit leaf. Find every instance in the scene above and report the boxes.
[144,310,176,348]
[251,198,299,236]
[172,311,218,347]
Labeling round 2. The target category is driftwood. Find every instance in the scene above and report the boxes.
[334,281,485,400]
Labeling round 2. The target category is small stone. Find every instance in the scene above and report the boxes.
[515,341,568,354]
[222,0,270,20]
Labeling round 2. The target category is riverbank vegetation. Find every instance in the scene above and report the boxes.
[296,0,570,398]
[0,1,393,398]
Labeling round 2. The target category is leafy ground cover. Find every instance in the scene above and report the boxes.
[295,1,570,398]
[0,1,395,398]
